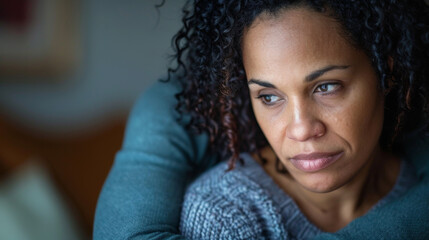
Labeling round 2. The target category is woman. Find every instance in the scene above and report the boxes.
[177,0,429,238]
[94,0,429,239]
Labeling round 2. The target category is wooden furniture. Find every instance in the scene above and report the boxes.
[0,116,126,236]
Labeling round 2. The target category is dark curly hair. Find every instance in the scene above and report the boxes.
[165,0,429,170]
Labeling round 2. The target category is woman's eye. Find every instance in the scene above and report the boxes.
[314,83,341,94]
[257,94,281,105]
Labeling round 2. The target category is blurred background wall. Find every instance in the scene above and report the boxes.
[1,0,185,134]
[0,0,186,238]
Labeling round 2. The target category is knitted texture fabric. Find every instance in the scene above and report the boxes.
[180,153,417,240]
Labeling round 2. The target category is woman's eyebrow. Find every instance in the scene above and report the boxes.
[248,79,277,88]
[248,65,350,88]
[305,65,350,82]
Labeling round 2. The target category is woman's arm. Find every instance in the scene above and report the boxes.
[314,135,429,240]
[93,80,216,240]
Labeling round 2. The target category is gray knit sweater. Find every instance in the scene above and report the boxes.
[180,153,417,240]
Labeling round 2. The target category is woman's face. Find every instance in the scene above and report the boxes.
[243,8,384,193]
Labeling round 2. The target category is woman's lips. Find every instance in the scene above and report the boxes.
[289,151,344,173]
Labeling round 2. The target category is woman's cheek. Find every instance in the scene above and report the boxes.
[255,109,285,152]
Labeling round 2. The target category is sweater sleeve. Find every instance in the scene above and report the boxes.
[313,135,429,240]
[93,80,216,240]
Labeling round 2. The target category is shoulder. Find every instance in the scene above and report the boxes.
[180,156,289,239]
[185,155,272,204]
[180,162,263,239]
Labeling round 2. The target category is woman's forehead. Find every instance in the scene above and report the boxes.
[242,8,361,79]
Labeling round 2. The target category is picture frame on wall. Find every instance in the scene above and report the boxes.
[0,0,80,77]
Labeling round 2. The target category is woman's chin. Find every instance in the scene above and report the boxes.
[295,174,344,193]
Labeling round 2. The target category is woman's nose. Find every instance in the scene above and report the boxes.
[285,102,326,142]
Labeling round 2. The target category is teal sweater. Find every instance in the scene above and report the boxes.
[93,80,429,239]
[180,153,417,239]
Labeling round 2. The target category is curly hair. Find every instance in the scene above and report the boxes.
[165,0,429,170]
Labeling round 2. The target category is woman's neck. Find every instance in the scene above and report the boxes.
[255,147,401,232]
